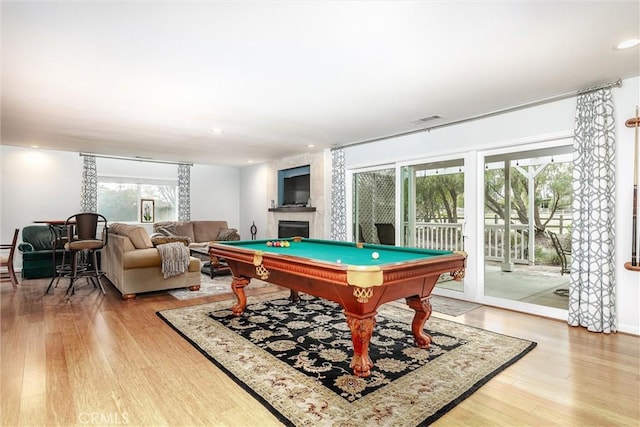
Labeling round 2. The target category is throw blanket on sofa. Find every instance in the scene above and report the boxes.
[157,242,190,279]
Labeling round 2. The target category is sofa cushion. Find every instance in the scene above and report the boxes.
[154,222,178,236]
[175,222,195,240]
[151,235,191,247]
[217,228,240,241]
[109,223,153,249]
[152,220,234,243]
[122,248,200,272]
[193,221,228,242]
[123,248,162,269]
[188,242,208,249]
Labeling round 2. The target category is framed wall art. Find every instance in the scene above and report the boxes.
[141,199,155,223]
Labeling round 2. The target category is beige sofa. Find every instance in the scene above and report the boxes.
[153,220,240,248]
[102,223,201,299]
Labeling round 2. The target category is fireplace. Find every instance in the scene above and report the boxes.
[278,221,310,238]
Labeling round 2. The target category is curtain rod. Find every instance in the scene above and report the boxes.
[336,79,623,149]
[79,152,193,166]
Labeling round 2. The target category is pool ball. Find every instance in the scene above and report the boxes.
[371,252,379,259]
[266,241,272,246]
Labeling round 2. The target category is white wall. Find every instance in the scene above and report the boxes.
[343,96,576,168]
[190,164,241,229]
[1,147,82,237]
[342,76,640,334]
[239,163,269,240]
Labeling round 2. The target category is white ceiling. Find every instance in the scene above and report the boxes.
[2,1,639,167]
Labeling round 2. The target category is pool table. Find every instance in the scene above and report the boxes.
[209,237,466,377]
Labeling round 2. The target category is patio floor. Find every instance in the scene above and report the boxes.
[437,262,570,310]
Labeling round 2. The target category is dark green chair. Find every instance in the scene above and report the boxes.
[18,225,66,279]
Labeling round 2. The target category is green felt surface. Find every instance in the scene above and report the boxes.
[218,238,452,267]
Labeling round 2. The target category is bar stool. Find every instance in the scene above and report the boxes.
[45,224,72,294]
[64,213,108,296]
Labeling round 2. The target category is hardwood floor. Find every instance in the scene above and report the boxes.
[2,277,639,426]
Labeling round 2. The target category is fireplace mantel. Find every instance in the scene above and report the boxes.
[268,207,316,213]
[268,209,318,238]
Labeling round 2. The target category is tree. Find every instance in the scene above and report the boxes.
[98,184,138,221]
[415,173,464,223]
[484,162,572,233]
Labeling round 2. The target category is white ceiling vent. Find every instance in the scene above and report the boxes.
[410,115,442,125]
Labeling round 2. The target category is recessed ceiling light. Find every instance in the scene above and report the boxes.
[210,127,223,134]
[306,144,315,148]
[29,145,40,149]
[614,38,640,50]
[247,160,254,163]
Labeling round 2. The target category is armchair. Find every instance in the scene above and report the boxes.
[19,225,66,279]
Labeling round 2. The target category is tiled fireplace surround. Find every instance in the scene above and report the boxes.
[267,151,326,239]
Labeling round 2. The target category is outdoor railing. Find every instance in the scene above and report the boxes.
[483,224,529,264]
[412,222,530,264]
[413,223,464,252]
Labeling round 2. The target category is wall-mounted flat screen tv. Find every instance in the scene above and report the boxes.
[278,165,310,207]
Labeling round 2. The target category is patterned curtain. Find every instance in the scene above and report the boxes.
[569,88,616,333]
[80,155,97,213]
[178,164,191,221]
[330,148,347,241]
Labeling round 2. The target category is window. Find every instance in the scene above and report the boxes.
[97,177,177,222]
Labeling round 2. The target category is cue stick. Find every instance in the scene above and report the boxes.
[630,107,639,267]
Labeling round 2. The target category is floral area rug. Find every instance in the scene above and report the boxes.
[408,295,480,317]
[170,274,481,317]
[157,291,535,426]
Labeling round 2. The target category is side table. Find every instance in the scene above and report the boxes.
[189,246,231,277]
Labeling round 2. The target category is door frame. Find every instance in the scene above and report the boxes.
[476,137,573,320]
[397,152,477,300]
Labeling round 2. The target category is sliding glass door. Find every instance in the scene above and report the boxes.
[401,158,465,292]
[483,145,572,309]
[352,168,396,245]
[347,140,574,318]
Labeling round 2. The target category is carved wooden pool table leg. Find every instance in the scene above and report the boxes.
[405,296,433,348]
[231,276,250,315]
[345,312,376,377]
